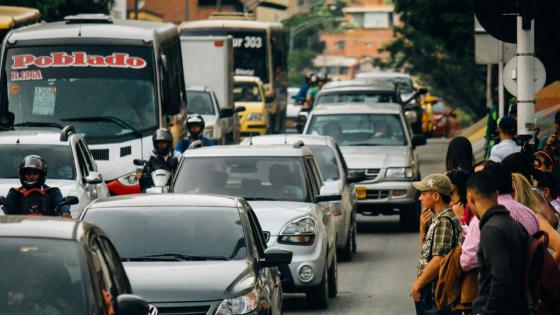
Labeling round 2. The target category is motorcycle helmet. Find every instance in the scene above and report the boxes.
[185,114,205,139]
[19,155,47,189]
[152,128,173,155]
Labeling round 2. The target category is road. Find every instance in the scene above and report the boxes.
[284,138,449,315]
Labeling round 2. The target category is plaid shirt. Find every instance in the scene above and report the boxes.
[417,208,462,277]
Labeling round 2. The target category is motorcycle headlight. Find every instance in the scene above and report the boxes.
[117,172,138,186]
[278,216,316,245]
[215,288,258,315]
[247,113,263,121]
[385,167,413,180]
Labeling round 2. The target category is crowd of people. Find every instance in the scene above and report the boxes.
[412,113,560,315]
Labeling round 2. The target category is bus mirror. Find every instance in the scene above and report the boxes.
[160,54,169,73]
[265,95,275,103]
[1,112,14,129]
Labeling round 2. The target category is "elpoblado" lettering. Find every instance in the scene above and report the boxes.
[11,52,148,70]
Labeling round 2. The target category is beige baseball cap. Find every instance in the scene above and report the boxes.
[412,173,452,196]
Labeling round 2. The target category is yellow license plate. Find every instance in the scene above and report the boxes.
[355,186,367,200]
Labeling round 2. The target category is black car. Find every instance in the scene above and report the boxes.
[0,216,149,315]
[80,194,292,315]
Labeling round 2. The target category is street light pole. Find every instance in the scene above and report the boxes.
[516,16,535,137]
[288,17,344,54]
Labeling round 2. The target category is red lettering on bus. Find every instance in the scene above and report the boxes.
[35,56,53,68]
[12,54,35,69]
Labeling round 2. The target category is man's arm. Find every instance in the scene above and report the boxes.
[413,255,443,293]
[49,188,71,217]
[460,217,480,271]
[479,227,511,315]
[174,137,185,154]
[2,189,18,215]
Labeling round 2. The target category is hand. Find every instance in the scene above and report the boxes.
[411,283,422,302]
[420,208,432,230]
[62,212,72,219]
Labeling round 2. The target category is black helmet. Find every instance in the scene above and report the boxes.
[185,114,205,139]
[19,155,47,189]
[317,72,329,82]
[152,128,173,155]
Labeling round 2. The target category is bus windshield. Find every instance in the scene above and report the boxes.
[4,45,157,143]
[182,29,269,83]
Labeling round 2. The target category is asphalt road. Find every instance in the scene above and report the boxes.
[284,138,450,315]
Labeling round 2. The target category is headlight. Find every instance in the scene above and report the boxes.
[247,113,263,121]
[385,167,413,179]
[405,110,418,123]
[117,172,138,186]
[278,216,316,245]
[215,288,258,315]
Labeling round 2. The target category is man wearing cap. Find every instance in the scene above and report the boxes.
[411,174,462,314]
[488,115,519,162]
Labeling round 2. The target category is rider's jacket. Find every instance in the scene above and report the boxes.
[139,150,181,192]
[3,185,70,216]
[174,136,215,154]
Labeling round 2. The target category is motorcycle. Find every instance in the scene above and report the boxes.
[0,194,79,217]
[134,159,172,194]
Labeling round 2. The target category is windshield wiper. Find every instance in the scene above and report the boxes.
[61,116,142,137]
[244,197,277,201]
[346,143,380,146]
[13,122,64,129]
[122,253,229,262]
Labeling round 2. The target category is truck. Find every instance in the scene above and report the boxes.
[180,36,239,144]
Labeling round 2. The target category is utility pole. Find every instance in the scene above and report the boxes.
[184,0,189,21]
[516,16,535,137]
[133,0,139,20]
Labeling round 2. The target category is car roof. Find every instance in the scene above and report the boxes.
[311,103,403,115]
[0,216,86,240]
[7,17,178,43]
[0,127,71,146]
[182,144,314,158]
[355,72,412,79]
[320,80,395,92]
[242,134,336,147]
[87,193,239,209]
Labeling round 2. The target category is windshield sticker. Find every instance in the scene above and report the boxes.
[9,84,20,95]
[10,70,43,81]
[32,87,57,116]
[12,52,147,70]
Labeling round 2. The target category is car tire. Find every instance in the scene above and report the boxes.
[339,223,354,261]
[328,253,338,298]
[400,201,420,232]
[306,261,329,309]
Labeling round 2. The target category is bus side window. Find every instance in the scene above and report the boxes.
[161,39,186,116]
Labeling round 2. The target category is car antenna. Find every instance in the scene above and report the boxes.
[249,133,253,145]
[284,133,287,144]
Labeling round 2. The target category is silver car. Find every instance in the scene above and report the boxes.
[241,135,360,260]
[186,87,235,145]
[303,103,426,231]
[0,126,110,217]
[172,144,339,309]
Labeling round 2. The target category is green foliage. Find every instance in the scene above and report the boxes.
[0,0,111,21]
[288,49,316,85]
[380,0,486,116]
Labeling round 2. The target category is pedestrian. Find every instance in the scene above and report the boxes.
[501,151,534,182]
[466,172,529,315]
[445,169,472,231]
[537,110,560,150]
[411,174,462,315]
[535,172,560,215]
[460,162,539,272]
[488,115,519,162]
[533,150,556,174]
[445,136,474,172]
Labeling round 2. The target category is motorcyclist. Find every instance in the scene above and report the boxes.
[2,155,71,217]
[294,71,314,104]
[175,114,215,153]
[137,128,181,192]
[303,72,328,111]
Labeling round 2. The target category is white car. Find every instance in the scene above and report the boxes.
[172,144,339,309]
[0,125,110,217]
[241,134,361,260]
[286,87,301,130]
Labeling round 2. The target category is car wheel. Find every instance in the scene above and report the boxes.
[339,224,354,261]
[328,253,338,298]
[399,201,420,232]
[306,260,329,309]
[351,219,357,253]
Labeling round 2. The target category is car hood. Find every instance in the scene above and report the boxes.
[235,102,265,113]
[340,146,410,169]
[124,260,254,303]
[0,179,75,197]
[248,201,314,235]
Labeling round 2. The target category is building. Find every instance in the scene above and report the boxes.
[316,0,397,79]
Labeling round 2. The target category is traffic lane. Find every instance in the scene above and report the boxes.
[284,138,449,314]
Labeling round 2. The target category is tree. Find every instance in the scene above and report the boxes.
[0,0,112,21]
[380,0,486,116]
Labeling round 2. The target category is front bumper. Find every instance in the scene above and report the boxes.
[354,180,416,214]
[267,235,327,292]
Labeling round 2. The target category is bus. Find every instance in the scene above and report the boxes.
[180,13,288,133]
[0,6,40,42]
[0,14,186,195]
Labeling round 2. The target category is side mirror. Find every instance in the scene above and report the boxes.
[316,194,342,203]
[417,87,428,95]
[60,196,79,207]
[1,111,15,129]
[262,231,271,243]
[265,95,275,103]
[412,134,427,148]
[0,196,6,206]
[404,110,418,123]
[260,247,292,267]
[133,159,145,166]
[84,171,103,185]
[296,111,309,133]
[234,106,246,113]
[116,294,149,315]
[347,173,367,184]
[219,108,234,118]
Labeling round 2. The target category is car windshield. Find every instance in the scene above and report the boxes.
[0,237,89,314]
[0,144,75,180]
[5,45,158,144]
[316,91,396,105]
[186,91,215,115]
[83,207,247,261]
[234,82,262,102]
[174,156,309,202]
[306,113,407,146]
[308,145,340,181]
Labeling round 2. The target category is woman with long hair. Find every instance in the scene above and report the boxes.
[511,173,560,262]
[445,136,474,172]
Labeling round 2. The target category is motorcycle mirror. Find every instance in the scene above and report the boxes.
[188,140,203,150]
[133,159,145,166]
[0,196,6,206]
[61,196,79,207]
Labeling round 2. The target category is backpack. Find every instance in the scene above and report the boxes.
[525,230,560,315]
[12,187,55,216]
